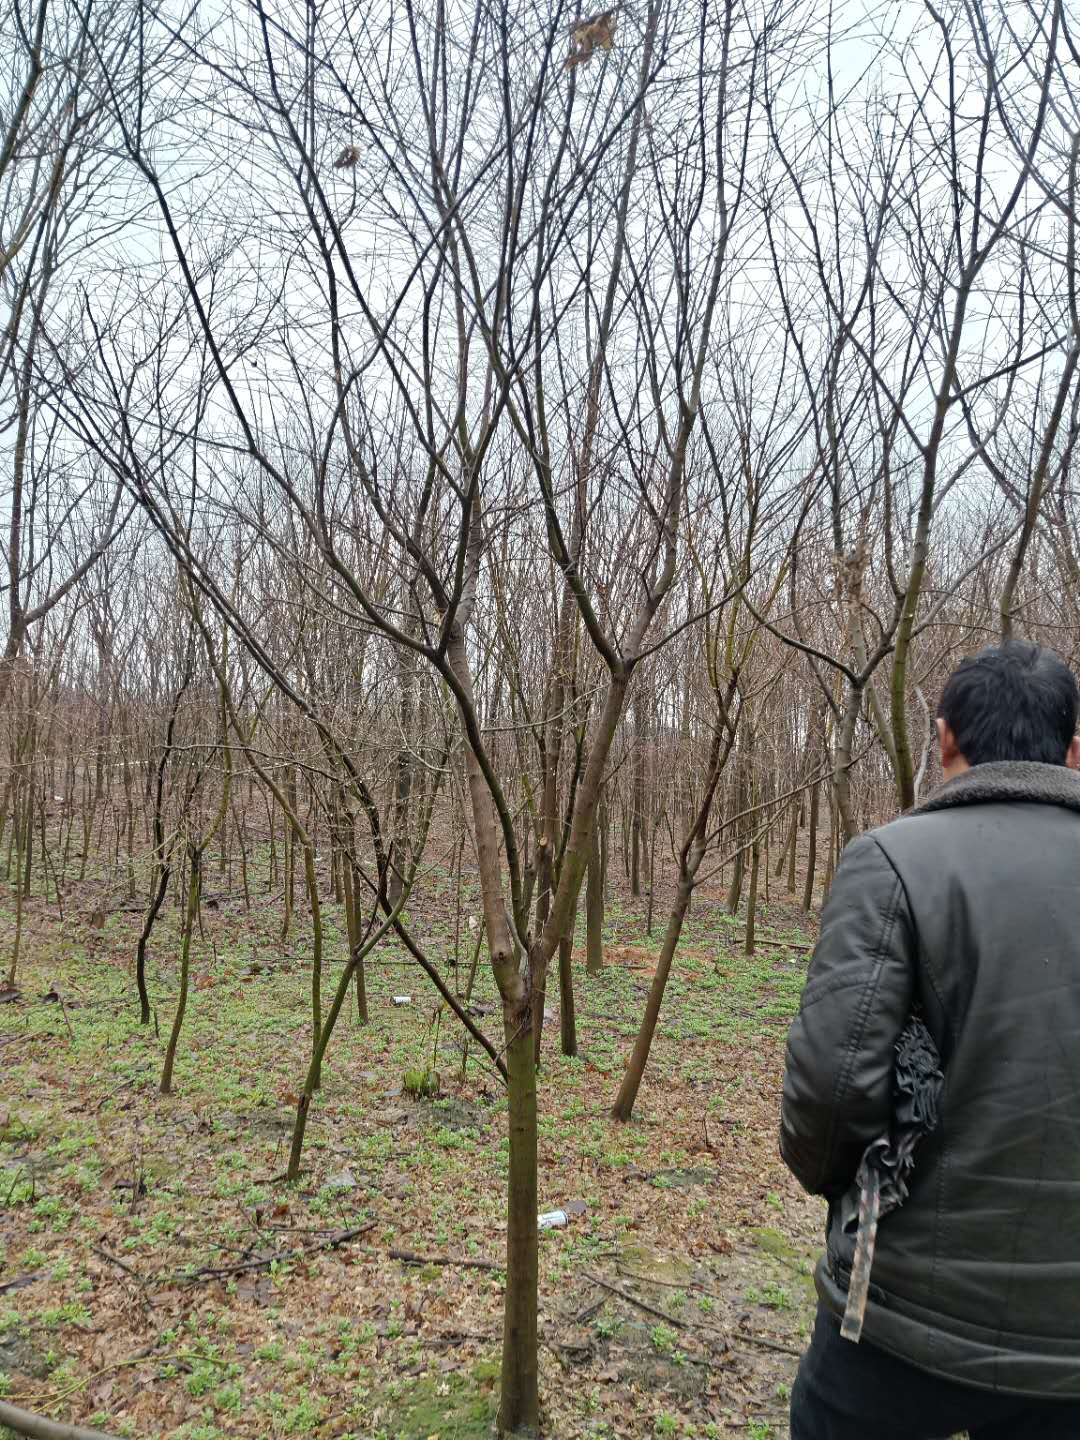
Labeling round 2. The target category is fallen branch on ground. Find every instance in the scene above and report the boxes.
[91,1246,140,1281]
[388,1248,500,1271]
[179,1223,374,1282]
[583,1270,707,1331]
[733,1328,802,1357]
[583,1270,801,1358]
[0,1398,125,1440]
[0,1272,41,1296]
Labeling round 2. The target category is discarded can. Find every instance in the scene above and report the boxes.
[392,995,412,1006]
[538,1209,568,1230]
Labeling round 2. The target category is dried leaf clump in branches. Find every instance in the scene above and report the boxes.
[565,8,618,69]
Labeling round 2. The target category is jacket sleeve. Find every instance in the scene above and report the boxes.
[780,832,915,1197]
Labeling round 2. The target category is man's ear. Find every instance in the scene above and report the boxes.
[937,718,969,779]
[1067,735,1080,770]
[937,717,959,766]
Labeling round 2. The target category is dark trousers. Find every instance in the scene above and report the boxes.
[791,1304,1080,1439]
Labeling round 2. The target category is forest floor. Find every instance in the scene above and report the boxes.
[0,864,823,1440]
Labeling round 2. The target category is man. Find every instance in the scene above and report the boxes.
[781,640,1080,1439]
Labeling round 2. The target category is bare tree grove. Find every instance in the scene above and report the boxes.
[1,0,1078,1435]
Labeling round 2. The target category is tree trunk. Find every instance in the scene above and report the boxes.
[445,612,537,1434]
[585,818,604,975]
[161,846,200,1095]
[135,862,170,1025]
[558,931,577,1057]
[802,781,820,912]
[498,1007,539,1435]
[388,603,417,905]
[823,785,838,897]
[832,684,861,845]
[787,801,797,894]
[285,910,375,1180]
[7,778,25,986]
[342,857,368,1023]
[726,750,749,913]
[612,879,692,1121]
[774,801,794,878]
[744,835,760,956]
[726,847,745,914]
[302,841,323,1087]
[630,783,643,898]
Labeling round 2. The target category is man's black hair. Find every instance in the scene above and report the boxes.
[938,640,1079,767]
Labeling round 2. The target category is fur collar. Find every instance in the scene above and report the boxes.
[916,761,1080,817]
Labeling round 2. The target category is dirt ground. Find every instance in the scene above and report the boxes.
[1,868,824,1439]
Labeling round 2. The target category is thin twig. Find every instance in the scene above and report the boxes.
[90,1246,140,1282]
[179,1223,374,1282]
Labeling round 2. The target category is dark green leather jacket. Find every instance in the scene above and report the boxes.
[781,761,1080,1396]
